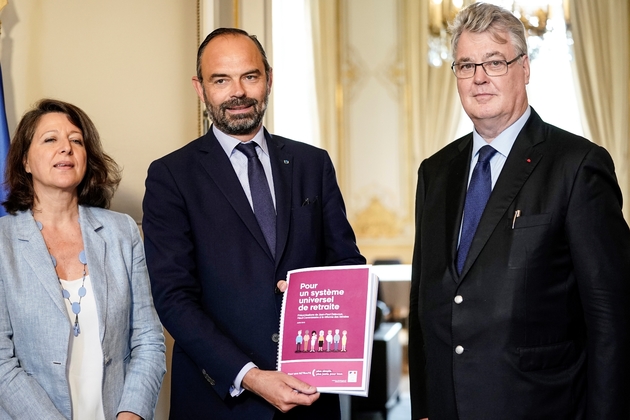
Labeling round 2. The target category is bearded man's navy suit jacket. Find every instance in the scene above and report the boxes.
[143,128,365,419]
[409,109,630,419]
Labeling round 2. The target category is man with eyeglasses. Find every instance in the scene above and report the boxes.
[409,3,630,420]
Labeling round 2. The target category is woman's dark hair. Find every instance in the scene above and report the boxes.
[2,98,121,214]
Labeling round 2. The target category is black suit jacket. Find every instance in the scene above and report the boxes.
[142,128,365,419]
[409,109,630,419]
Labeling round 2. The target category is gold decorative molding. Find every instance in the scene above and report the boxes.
[352,197,403,238]
[341,46,369,102]
[342,42,404,105]
[375,47,405,102]
[233,0,239,28]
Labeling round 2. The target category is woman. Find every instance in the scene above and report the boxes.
[0,99,166,419]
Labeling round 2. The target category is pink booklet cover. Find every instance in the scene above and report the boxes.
[277,265,378,396]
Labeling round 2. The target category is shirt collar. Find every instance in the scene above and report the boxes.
[212,125,268,157]
[471,106,531,159]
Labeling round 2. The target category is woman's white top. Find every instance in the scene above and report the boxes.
[59,275,106,420]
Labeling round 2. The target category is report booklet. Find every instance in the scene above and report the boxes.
[276,265,379,396]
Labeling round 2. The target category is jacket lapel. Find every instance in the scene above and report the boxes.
[266,131,292,267]
[446,136,473,283]
[198,130,274,261]
[79,206,108,342]
[458,111,544,279]
[16,211,68,317]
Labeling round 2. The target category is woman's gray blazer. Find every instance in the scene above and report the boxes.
[0,206,166,419]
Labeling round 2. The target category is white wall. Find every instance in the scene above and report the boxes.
[1,0,199,222]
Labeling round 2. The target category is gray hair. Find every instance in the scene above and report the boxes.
[449,2,528,59]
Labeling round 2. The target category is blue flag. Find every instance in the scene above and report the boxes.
[0,64,9,217]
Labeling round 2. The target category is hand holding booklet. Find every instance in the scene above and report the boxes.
[276,265,379,397]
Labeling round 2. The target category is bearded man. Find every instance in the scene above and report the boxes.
[142,28,365,420]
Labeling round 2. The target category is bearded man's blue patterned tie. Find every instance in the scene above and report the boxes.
[236,142,276,258]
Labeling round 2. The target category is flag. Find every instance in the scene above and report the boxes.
[0,63,9,217]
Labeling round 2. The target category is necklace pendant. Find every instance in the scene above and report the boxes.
[53,248,88,338]
[71,302,81,315]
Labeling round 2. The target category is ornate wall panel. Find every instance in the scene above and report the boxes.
[339,0,415,263]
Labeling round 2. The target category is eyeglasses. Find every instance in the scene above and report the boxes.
[451,54,526,79]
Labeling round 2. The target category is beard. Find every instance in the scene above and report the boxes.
[205,90,269,136]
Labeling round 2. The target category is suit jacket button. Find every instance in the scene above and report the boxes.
[455,345,464,354]
[454,295,463,304]
[272,333,280,343]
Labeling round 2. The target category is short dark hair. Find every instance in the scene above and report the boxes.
[196,27,271,83]
[2,98,122,214]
